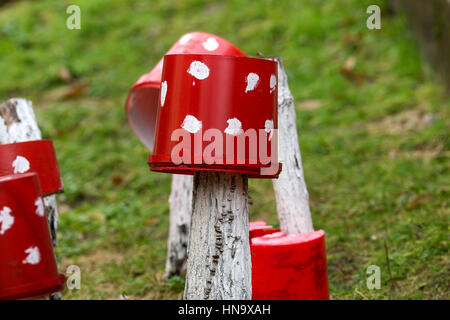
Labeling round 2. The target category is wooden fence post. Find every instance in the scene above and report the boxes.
[0,98,61,299]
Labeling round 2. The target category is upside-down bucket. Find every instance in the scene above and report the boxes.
[126,32,246,151]
[148,54,280,178]
[0,173,64,300]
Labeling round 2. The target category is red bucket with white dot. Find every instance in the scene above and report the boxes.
[0,173,64,300]
[148,54,280,178]
[125,32,246,152]
[0,140,63,196]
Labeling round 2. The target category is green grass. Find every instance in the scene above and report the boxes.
[0,0,448,299]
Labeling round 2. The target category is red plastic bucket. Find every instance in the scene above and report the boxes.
[249,221,279,239]
[251,229,329,300]
[148,54,280,178]
[0,140,63,196]
[126,32,246,151]
[0,173,64,300]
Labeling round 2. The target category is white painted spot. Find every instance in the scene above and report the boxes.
[0,206,14,235]
[224,118,243,136]
[245,73,260,93]
[179,33,192,45]
[187,61,210,80]
[12,155,30,174]
[181,115,202,134]
[270,74,277,93]
[22,246,41,265]
[265,119,274,141]
[202,37,219,51]
[35,197,45,217]
[160,81,167,107]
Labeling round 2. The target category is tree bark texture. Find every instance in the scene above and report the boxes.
[184,172,251,300]
[164,174,193,278]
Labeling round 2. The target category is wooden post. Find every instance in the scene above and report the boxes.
[164,174,193,278]
[184,172,251,300]
[270,58,314,234]
[0,98,61,299]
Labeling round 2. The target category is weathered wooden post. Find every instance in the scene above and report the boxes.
[0,98,65,299]
[125,32,246,278]
[148,54,279,299]
[185,172,251,299]
[165,174,192,277]
[270,58,314,234]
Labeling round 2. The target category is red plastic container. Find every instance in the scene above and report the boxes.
[0,173,64,300]
[126,32,246,151]
[148,54,280,178]
[0,140,63,196]
[251,230,329,300]
[249,221,279,239]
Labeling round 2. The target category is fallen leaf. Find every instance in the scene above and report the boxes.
[340,56,373,84]
[344,56,356,71]
[63,82,89,100]
[112,175,124,185]
[155,272,164,285]
[408,194,431,209]
[58,67,73,83]
[146,217,160,225]
[42,81,89,102]
[296,99,322,110]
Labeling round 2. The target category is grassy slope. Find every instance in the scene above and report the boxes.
[0,0,448,299]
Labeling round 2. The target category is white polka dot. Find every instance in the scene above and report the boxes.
[270,74,277,93]
[0,206,14,235]
[35,197,45,217]
[181,115,202,134]
[202,37,219,51]
[187,61,210,80]
[160,81,167,107]
[12,155,30,174]
[245,73,260,93]
[22,246,41,265]
[224,118,243,136]
[179,34,192,45]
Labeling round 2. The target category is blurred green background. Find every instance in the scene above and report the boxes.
[0,0,448,299]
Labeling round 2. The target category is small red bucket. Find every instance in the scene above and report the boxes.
[0,173,64,300]
[249,221,279,239]
[126,32,246,151]
[251,229,329,300]
[148,54,280,178]
[0,140,63,196]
